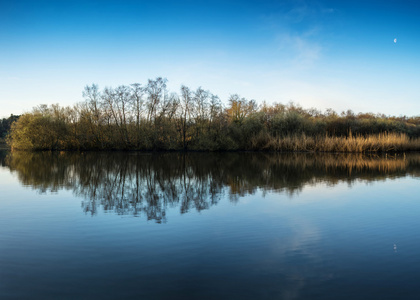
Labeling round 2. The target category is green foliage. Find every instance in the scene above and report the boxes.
[8,112,68,150]
[0,114,20,139]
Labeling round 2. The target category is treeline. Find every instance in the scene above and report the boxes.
[0,115,20,140]
[7,77,420,151]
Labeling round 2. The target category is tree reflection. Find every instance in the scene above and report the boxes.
[5,151,420,221]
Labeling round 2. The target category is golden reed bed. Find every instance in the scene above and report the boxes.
[254,132,420,152]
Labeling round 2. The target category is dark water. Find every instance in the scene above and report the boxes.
[1,151,420,299]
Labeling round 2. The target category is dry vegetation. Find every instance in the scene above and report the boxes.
[5,78,420,152]
[258,132,420,152]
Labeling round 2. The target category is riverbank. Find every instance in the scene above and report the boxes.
[6,133,420,153]
[0,139,10,150]
[256,132,420,152]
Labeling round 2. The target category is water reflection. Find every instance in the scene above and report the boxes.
[2,151,420,299]
[3,151,420,221]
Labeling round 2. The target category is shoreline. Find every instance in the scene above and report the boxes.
[7,133,420,153]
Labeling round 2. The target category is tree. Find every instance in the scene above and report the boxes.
[0,114,20,139]
[145,77,167,124]
[178,85,194,149]
[226,94,257,124]
[114,85,132,146]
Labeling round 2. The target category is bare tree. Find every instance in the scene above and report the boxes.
[115,85,132,145]
[209,94,222,124]
[227,94,257,124]
[130,83,144,131]
[160,92,180,121]
[179,85,194,149]
[193,87,209,122]
[145,77,167,124]
[82,84,102,125]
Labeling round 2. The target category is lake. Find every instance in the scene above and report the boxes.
[1,151,420,299]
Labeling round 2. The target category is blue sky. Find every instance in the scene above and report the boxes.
[1,0,419,118]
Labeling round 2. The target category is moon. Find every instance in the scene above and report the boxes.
[394,38,397,43]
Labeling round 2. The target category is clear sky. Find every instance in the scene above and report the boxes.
[1,0,419,118]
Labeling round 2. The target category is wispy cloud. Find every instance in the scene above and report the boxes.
[276,30,322,67]
[261,0,336,66]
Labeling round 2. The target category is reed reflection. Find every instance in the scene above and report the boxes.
[4,151,420,221]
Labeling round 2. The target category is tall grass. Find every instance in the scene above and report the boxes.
[262,132,420,152]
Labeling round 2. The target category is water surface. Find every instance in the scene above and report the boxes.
[1,151,420,299]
